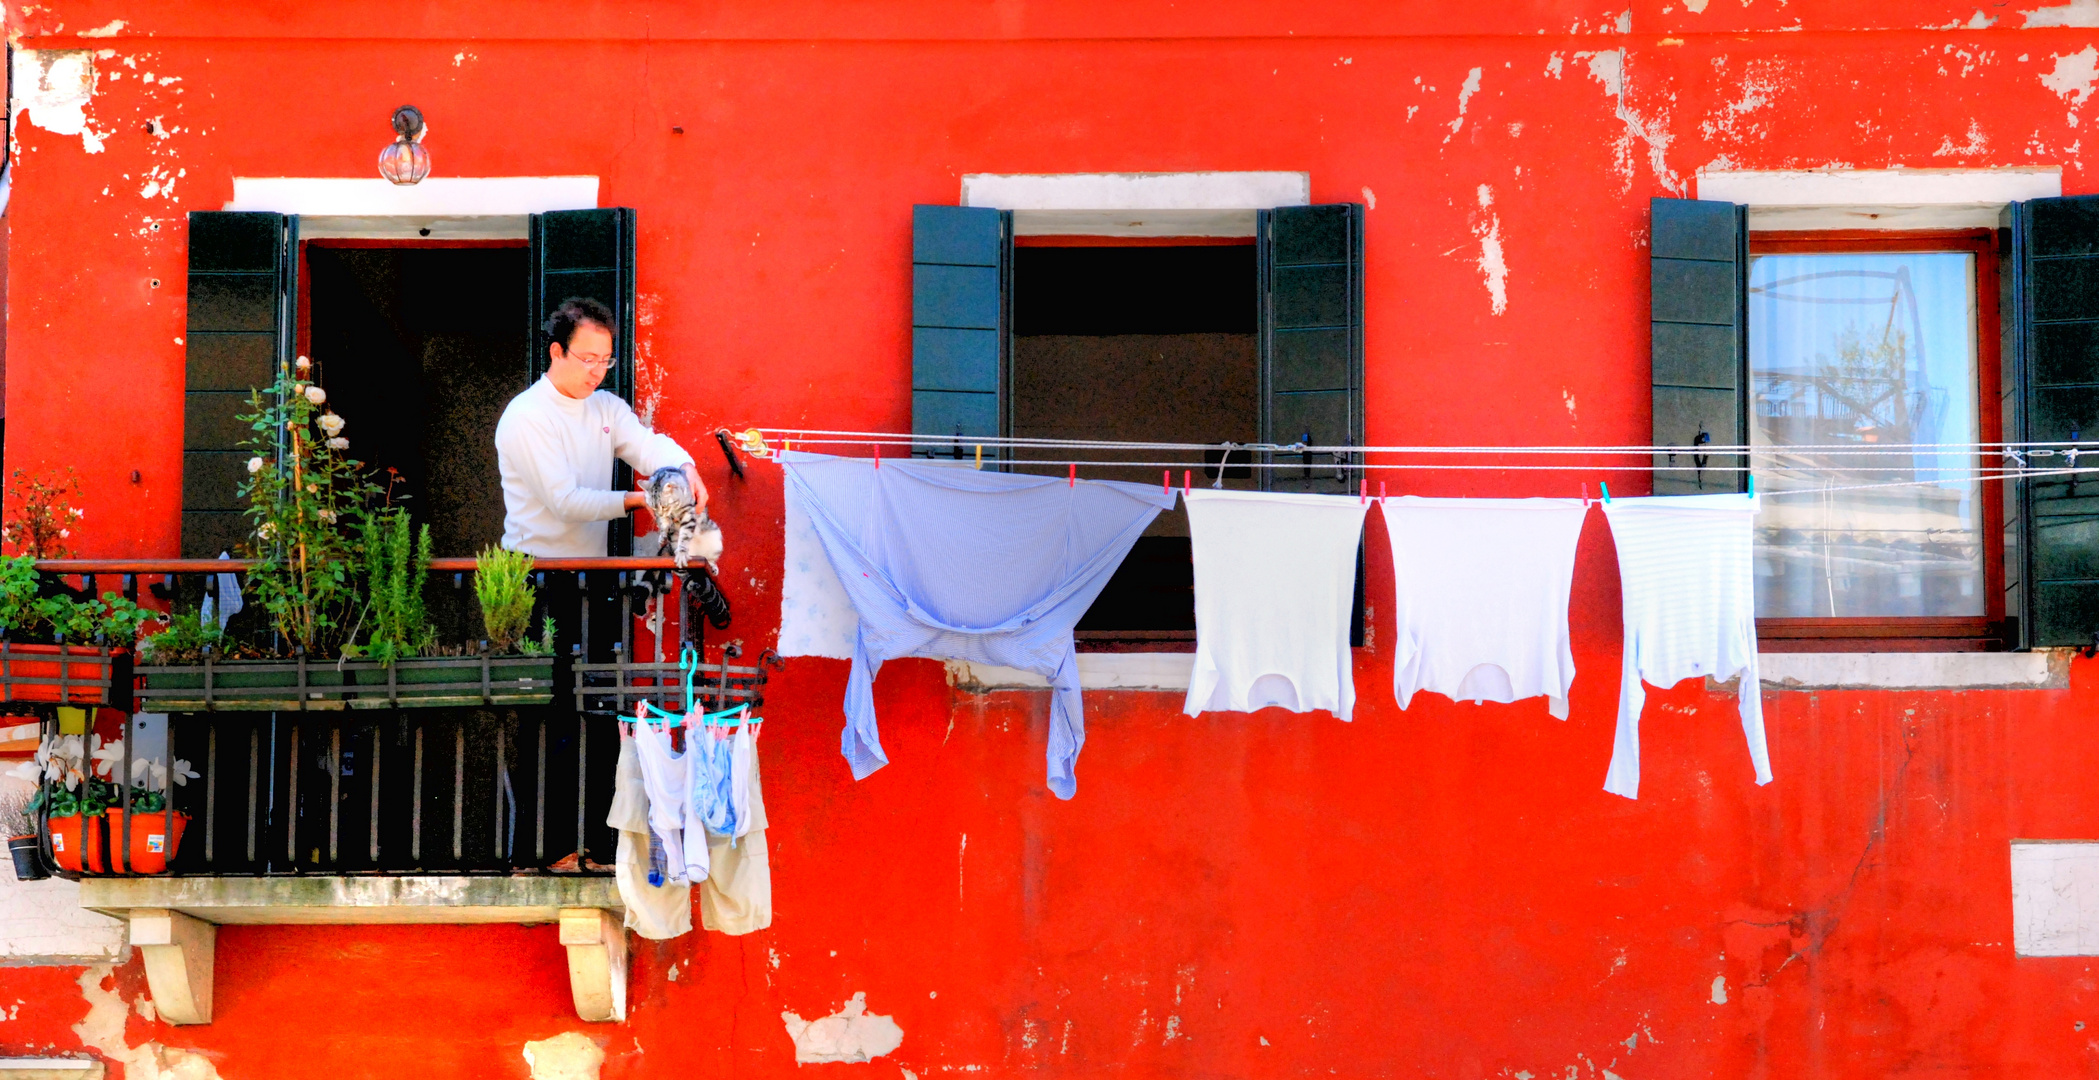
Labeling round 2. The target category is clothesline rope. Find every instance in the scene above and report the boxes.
[751,427,2099,456]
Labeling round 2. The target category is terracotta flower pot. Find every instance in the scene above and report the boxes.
[45,813,106,874]
[103,809,187,874]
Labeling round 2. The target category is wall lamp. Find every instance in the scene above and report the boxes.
[378,105,431,185]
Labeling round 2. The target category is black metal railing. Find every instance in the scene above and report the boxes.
[25,557,762,878]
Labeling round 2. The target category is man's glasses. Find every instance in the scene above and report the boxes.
[561,352,615,369]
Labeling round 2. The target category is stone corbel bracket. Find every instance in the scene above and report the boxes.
[83,877,626,1025]
[561,907,628,1021]
[129,909,213,1025]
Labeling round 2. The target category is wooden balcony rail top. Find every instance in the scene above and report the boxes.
[32,557,684,574]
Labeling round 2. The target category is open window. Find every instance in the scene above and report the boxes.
[909,201,1364,643]
[182,208,639,559]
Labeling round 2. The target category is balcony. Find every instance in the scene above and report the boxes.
[9,556,768,1023]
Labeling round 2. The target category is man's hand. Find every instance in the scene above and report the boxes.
[623,491,649,512]
[681,462,709,512]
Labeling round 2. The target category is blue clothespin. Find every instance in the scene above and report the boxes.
[1599,482,1612,504]
[1747,473,1756,497]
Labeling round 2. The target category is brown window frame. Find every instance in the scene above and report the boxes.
[1747,229,2006,653]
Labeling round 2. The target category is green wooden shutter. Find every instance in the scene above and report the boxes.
[911,205,1009,457]
[2012,195,2099,647]
[184,211,294,558]
[1649,198,1748,495]
[1259,203,1364,495]
[529,207,638,554]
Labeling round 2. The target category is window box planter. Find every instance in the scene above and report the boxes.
[134,653,555,712]
[45,813,106,874]
[0,642,131,710]
[102,809,188,875]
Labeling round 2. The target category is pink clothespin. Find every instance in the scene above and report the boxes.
[1068,463,1076,488]
[1183,470,1192,497]
[1379,481,1387,502]
[1581,482,1590,507]
[1164,470,1171,495]
[873,444,880,469]
[1359,479,1368,504]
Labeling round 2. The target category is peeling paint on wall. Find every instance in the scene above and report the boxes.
[2042,47,2099,109]
[1471,184,1508,315]
[1578,49,1682,193]
[523,1032,605,1080]
[782,992,905,1063]
[73,966,223,1080]
[1445,66,1483,144]
[11,49,107,153]
[2023,0,2099,27]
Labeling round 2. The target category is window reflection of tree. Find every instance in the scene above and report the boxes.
[1748,257,1981,619]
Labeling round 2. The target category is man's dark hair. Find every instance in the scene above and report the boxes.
[545,297,616,352]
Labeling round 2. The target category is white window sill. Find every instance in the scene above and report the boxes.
[1748,650,2065,691]
[951,650,2069,694]
[0,1060,104,1080]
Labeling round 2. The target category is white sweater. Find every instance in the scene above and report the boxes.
[494,376,692,557]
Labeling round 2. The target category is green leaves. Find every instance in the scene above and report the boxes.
[239,363,382,657]
[361,508,434,666]
[474,546,537,653]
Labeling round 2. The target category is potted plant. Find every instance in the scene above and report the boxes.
[104,753,195,875]
[18,733,110,873]
[0,469,153,708]
[0,780,44,881]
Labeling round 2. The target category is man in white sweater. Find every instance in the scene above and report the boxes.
[495,297,702,558]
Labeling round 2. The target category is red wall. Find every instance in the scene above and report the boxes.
[6,3,2099,1076]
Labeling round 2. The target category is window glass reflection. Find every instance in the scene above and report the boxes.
[1748,251,1983,618]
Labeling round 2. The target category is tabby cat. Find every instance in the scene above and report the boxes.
[643,467,724,569]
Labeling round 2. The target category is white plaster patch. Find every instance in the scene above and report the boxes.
[1360,186,1376,209]
[2042,47,2099,107]
[782,992,905,1064]
[1709,975,1728,1004]
[523,1032,604,1080]
[1445,66,1484,144]
[77,19,125,37]
[1471,184,1508,315]
[2007,841,2099,955]
[2024,0,2099,26]
[73,967,223,1080]
[11,49,107,153]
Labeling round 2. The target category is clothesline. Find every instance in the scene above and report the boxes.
[749,427,2099,456]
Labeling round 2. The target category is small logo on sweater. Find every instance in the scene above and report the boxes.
[602,426,610,433]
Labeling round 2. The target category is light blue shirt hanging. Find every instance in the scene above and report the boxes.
[780,451,1175,799]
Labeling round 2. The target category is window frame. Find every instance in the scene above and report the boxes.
[1746,228,2006,650]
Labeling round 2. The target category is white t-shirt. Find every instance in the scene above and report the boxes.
[493,375,691,557]
[1598,493,1772,799]
[1182,489,1370,720]
[1382,496,1589,719]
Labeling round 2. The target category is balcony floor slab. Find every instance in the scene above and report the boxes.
[79,875,620,926]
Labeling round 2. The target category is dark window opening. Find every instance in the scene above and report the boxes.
[1010,243,1260,646]
[305,245,530,558]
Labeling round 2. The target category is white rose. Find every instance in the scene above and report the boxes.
[295,355,312,372]
[327,437,349,451]
[318,413,345,436]
[317,509,337,524]
[246,456,265,475]
[304,386,327,406]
